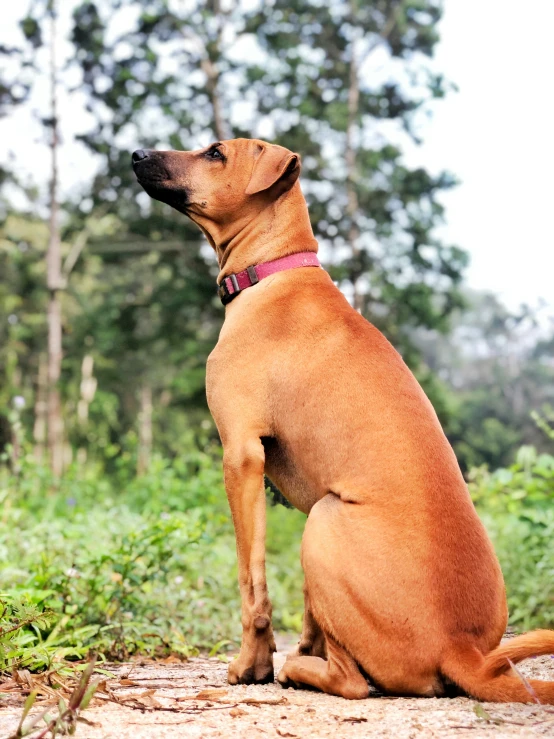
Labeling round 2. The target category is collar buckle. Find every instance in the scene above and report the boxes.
[217,273,240,305]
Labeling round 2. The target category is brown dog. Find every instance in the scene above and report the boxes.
[133,138,554,701]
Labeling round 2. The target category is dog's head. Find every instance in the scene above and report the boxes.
[132,138,301,231]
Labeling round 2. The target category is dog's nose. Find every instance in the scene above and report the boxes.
[132,149,149,164]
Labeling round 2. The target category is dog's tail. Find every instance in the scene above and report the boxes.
[442,630,554,703]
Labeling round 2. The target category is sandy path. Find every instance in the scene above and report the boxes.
[2,643,554,738]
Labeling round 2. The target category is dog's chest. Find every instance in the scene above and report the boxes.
[262,436,319,514]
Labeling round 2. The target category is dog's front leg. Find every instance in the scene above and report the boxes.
[224,438,276,684]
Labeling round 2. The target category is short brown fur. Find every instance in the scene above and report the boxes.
[133,138,554,701]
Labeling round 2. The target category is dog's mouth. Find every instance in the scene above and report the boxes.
[132,152,190,212]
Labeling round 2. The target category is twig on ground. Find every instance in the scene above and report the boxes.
[5,655,99,739]
[507,658,542,705]
[176,691,288,706]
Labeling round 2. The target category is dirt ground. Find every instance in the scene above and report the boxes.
[2,638,554,738]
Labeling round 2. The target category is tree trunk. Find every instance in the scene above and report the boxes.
[78,354,97,425]
[345,1,402,314]
[137,385,153,476]
[47,297,63,476]
[77,354,97,465]
[201,0,230,141]
[345,21,362,313]
[33,353,48,463]
[201,57,229,141]
[46,1,64,477]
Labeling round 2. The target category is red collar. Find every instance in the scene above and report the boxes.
[217,252,321,305]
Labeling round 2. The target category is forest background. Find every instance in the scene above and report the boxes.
[1,0,554,674]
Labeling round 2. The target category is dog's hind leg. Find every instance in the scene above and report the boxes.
[290,581,326,659]
[278,634,369,699]
[286,493,449,698]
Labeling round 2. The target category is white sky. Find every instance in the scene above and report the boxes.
[405,0,554,312]
[1,0,553,313]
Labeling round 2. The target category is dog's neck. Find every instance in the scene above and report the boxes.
[197,183,318,281]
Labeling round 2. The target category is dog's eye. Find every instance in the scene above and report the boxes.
[206,147,224,161]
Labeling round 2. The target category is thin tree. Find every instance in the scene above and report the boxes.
[345,0,402,312]
[200,0,231,141]
[137,385,153,476]
[46,0,63,476]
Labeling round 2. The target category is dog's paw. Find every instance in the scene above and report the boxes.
[228,659,274,685]
[276,662,300,690]
[277,657,306,689]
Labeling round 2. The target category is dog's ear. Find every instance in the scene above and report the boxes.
[245,145,301,196]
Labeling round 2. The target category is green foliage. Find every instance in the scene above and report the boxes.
[0,447,304,674]
[3,436,554,677]
[416,291,554,471]
[1,0,474,470]
[248,0,467,355]
[470,445,554,630]
[0,597,56,672]
[1,0,554,681]
[0,215,48,420]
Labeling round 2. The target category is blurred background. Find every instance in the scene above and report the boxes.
[1,0,553,671]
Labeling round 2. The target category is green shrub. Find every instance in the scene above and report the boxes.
[0,449,305,673]
[4,436,553,676]
[470,445,554,629]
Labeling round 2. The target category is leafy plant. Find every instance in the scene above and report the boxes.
[0,598,56,673]
[4,431,554,682]
[7,657,99,739]
[0,447,305,676]
[470,445,554,629]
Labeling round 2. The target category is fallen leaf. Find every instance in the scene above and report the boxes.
[473,703,504,725]
[119,689,162,709]
[158,655,183,665]
[139,693,162,709]
[14,670,32,687]
[473,703,492,721]
[237,696,288,706]
[195,688,228,700]
[229,707,247,717]
[76,716,101,727]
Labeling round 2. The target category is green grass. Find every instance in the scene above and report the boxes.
[0,448,305,674]
[1,440,553,677]
[469,445,554,630]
